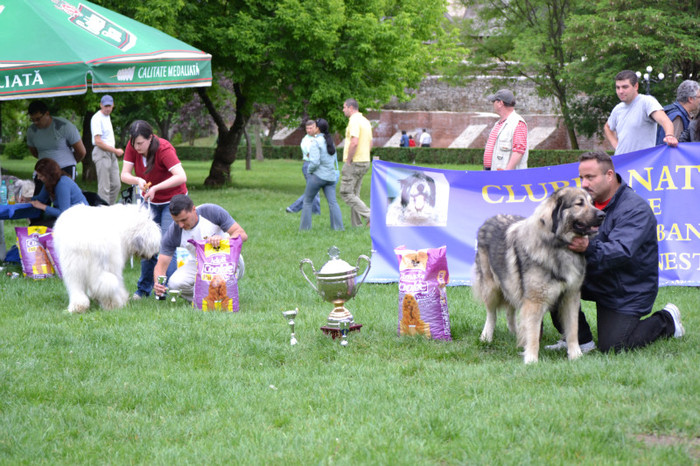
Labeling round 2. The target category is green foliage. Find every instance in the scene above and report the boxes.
[1,140,31,160]
[1,157,699,463]
[564,0,700,136]
[172,144,589,167]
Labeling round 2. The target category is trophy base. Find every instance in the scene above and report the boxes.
[320,323,363,339]
[326,300,354,327]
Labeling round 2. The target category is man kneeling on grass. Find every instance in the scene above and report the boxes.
[153,194,248,301]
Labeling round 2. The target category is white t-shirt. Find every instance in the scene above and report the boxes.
[419,131,432,145]
[90,110,115,147]
[160,204,235,259]
[607,94,662,155]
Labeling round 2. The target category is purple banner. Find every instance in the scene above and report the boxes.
[368,143,700,286]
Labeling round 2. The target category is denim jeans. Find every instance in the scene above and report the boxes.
[136,202,177,296]
[300,174,344,230]
[287,161,320,214]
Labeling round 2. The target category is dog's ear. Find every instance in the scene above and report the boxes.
[425,176,436,206]
[400,177,411,207]
[549,192,565,234]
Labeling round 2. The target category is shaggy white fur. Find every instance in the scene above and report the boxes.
[53,203,161,313]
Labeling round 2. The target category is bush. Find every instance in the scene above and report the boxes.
[2,140,32,160]
[172,144,590,167]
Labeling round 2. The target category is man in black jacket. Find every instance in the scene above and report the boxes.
[547,151,684,353]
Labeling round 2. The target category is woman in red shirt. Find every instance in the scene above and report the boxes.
[121,120,187,299]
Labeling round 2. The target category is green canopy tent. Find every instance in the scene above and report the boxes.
[0,0,212,100]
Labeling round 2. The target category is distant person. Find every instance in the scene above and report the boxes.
[419,128,432,147]
[121,120,187,299]
[655,80,700,145]
[26,100,86,195]
[153,194,247,302]
[604,70,677,155]
[286,120,321,215]
[300,119,344,231]
[408,135,416,147]
[483,89,528,170]
[91,95,124,204]
[28,158,88,227]
[399,130,409,148]
[340,98,372,227]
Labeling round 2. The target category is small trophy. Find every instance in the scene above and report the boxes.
[340,320,350,346]
[169,289,181,304]
[155,275,167,300]
[282,308,299,346]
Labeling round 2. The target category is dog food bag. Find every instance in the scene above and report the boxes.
[395,245,451,341]
[15,226,55,279]
[189,236,243,312]
[37,232,62,279]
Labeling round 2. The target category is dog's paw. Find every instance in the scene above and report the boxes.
[522,351,539,364]
[68,302,89,314]
[567,346,583,361]
[479,331,493,343]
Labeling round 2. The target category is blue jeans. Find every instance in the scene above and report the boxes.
[288,161,320,214]
[300,174,344,230]
[136,202,177,296]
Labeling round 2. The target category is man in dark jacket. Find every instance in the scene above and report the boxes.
[548,150,684,353]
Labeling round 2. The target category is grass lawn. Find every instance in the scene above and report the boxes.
[1,155,698,464]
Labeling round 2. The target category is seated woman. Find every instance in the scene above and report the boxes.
[28,158,88,227]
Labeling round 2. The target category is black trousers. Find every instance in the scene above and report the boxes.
[551,305,675,353]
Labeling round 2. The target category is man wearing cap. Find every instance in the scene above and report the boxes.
[27,100,86,195]
[483,89,528,171]
[91,95,124,204]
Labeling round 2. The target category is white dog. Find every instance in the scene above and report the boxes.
[386,172,439,226]
[53,203,161,313]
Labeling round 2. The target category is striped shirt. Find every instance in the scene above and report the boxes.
[483,120,527,169]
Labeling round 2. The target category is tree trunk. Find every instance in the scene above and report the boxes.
[81,110,96,182]
[254,126,262,165]
[198,85,249,186]
[243,126,252,171]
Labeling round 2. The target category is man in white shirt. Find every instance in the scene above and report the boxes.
[90,95,124,204]
[604,70,678,155]
[419,129,432,147]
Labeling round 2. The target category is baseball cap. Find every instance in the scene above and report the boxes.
[100,95,114,106]
[487,89,516,106]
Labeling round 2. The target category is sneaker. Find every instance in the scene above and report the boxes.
[544,339,596,353]
[285,207,293,213]
[131,293,142,301]
[663,303,685,338]
[580,340,596,353]
[544,339,567,351]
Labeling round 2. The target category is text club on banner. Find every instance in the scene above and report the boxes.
[367,143,700,286]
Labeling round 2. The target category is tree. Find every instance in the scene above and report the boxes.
[564,0,700,137]
[104,0,460,186]
[458,0,585,149]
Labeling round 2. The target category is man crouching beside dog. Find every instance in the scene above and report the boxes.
[548,151,684,354]
[152,194,248,302]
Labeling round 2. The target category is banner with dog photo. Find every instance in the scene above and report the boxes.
[367,142,700,286]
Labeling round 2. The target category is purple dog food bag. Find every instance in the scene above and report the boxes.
[395,245,451,340]
[15,226,55,279]
[189,236,243,312]
[37,232,62,279]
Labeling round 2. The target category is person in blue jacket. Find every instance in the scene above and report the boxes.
[655,80,700,145]
[28,158,88,227]
[548,151,684,353]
